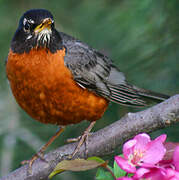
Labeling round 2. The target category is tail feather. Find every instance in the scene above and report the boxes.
[133,86,170,102]
[107,83,170,107]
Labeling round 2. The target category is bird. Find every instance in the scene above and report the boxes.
[6,9,170,169]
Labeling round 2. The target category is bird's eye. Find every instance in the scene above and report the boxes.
[24,22,31,32]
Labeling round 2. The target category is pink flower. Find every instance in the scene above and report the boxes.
[134,167,166,180]
[115,133,166,173]
[134,146,179,180]
[173,146,179,171]
[134,167,179,180]
[165,168,179,180]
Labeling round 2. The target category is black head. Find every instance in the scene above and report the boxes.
[11,9,63,54]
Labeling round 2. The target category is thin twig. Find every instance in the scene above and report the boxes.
[105,165,116,180]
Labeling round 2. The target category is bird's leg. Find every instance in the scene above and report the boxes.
[68,121,96,158]
[67,136,81,143]
[21,126,65,173]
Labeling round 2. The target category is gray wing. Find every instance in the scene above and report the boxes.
[61,32,147,106]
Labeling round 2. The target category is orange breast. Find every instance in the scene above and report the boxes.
[6,48,109,125]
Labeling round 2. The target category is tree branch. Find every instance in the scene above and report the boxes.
[1,95,179,180]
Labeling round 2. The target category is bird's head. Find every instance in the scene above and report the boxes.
[11,9,63,53]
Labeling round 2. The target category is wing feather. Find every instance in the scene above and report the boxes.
[60,32,168,107]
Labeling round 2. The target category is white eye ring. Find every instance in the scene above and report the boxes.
[24,22,31,31]
[23,18,34,32]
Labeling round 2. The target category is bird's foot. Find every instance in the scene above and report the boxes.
[68,121,96,159]
[21,126,65,174]
[21,150,47,174]
[66,132,93,143]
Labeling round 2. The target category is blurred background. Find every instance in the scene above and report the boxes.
[0,0,178,179]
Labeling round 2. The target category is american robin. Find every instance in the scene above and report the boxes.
[6,9,169,168]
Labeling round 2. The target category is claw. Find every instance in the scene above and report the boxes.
[69,121,96,158]
[67,136,81,143]
[21,153,40,174]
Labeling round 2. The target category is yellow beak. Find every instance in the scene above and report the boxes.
[34,18,52,33]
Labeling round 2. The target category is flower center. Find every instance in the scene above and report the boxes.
[129,149,144,166]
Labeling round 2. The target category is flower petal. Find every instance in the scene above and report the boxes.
[133,133,151,152]
[173,146,179,171]
[115,156,136,173]
[166,168,179,179]
[134,167,151,178]
[123,139,136,159]
[135,167,166,180]
[142,140,166,165]
[154,134,167,143]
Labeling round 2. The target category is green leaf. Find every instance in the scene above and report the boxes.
[49,157,106,179]
[113,160,126,178]
[96,167,114,180]
[49,169,65,179]
[128,173,134,177]
[87,156,105,163]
